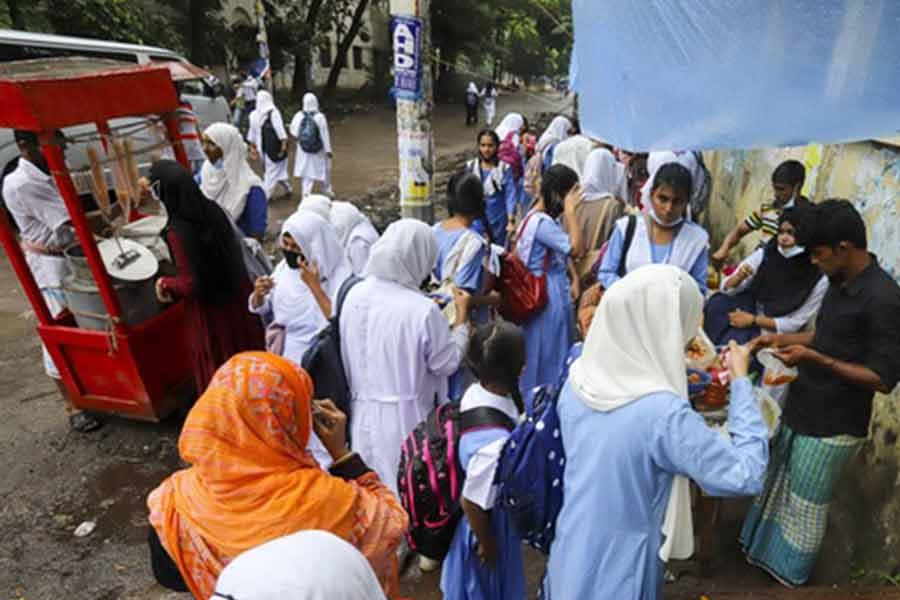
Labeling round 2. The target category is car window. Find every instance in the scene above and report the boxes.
[0,43,138,64]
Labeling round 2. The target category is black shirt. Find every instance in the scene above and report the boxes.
[784,255,900,438]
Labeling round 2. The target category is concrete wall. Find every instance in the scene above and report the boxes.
[704,141,900,583]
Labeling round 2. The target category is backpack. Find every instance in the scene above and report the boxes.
[398,402,515,560]
[495,383,565,554]
[261,115,287,161]
[299,111,324,154]
[465,91,479,107]
[497,131,524,180]
[300,275,362,419]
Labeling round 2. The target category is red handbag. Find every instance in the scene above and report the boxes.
[498,212,552,324]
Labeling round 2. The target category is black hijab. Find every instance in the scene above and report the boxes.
[750,207,822,317]
[151,160,249,305]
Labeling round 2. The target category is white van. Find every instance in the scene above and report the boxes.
[0,29,231,182]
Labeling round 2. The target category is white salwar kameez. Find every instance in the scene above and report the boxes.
[248,90,291,199]
[339,220,469,495]
[290,93,333,197]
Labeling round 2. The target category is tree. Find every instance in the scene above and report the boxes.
[4,0,27,29]
[322,0,370,100]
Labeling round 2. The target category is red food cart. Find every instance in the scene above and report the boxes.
[0,59,196,421]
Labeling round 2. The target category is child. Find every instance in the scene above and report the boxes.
[712,159,810,263]
[440,321,526,600]
[467,130,518,246]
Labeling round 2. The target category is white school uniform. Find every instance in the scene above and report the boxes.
[290,93,333,197]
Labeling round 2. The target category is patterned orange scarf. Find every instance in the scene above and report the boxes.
[148,352,363,598]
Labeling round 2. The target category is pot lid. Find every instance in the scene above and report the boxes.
[97,237,158,281]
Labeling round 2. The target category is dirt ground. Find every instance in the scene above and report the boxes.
[0,90,896,599]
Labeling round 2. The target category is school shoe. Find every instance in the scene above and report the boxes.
[418,555,441,572]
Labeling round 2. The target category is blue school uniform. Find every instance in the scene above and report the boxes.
[544,377,768,599]
[469,160,517,247]
[440,384,525,600]
[519,216,574,400]
[433,223,488,400]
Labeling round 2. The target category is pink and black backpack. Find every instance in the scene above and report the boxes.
[397,402,515,560]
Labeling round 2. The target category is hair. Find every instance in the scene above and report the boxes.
[466,320,527,413]
[651,162,693,203]
[795,198,866,250]
[476,129,500,165]
[778,204,811,231]
[540,164,579,219]
[569,117,581,135]
[13,130,38,146]
[772,160,806,188]
[446,171,485,219]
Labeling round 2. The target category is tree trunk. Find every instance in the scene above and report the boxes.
[291,0,326,102]
[323,0,370,100]
[7,0,25,29]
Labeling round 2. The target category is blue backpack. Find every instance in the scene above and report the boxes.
[299,111,324,153]
[494,383,566,554]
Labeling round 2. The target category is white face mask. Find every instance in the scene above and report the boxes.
[648,207,684,229]
[778,244,805,259]
[211,157,224,170]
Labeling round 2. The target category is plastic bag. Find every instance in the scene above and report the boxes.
[758,348,799,387]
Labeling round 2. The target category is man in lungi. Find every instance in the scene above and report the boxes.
[740,199,900,586]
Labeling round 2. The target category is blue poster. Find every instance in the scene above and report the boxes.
[391,15,422,101]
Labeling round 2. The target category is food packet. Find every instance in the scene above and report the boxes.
[758,349,799,386]
[685,328,717,370]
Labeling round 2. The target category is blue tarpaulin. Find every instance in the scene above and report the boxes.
[571,0,900,151]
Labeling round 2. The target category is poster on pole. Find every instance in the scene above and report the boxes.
[391,15,422,101]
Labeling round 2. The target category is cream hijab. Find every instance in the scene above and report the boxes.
[298,193,333,220]
[282,210,352,302]
[537,115,572,154]
[569,264,703,562]
[363,218,437,290]
[213,530,387,600]
[551,135,595,178]
[581,148,628,203]
[200,122,263,221]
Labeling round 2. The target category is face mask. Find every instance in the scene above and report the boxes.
[778,244,805,259]
[283,249,303,269]
[648,207,684,229]
[212,158,224,170]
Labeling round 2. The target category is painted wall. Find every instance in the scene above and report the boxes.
[704,141,900,583]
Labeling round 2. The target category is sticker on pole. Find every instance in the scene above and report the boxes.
[391,15,422,101]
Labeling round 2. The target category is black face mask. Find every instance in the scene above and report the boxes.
[283,249,303,269]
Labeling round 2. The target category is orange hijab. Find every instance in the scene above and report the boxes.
[148,352,361,598]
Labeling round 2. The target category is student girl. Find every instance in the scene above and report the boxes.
[441,321,527,600]
[467,129,518,246]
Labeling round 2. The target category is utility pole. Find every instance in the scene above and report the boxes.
[390,0,434,223]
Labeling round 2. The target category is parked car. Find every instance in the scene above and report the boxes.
[0,29,230,190]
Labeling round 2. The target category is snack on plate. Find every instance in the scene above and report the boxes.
[758,348,799,387]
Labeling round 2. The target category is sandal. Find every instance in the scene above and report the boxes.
[69,411,103,433]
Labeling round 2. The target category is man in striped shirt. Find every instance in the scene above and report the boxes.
[712,160,810,264]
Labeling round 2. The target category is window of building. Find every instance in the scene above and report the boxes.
[352,46,364,70]
[319,42,332,68]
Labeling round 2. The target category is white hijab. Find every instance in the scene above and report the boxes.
[364,218,437,290]
[303,92,320,113]
[551,135,594,178]
[199,123,263,221]
[467,82,479,94]
[495,112,524,143]
[298,193,333,220]
[568,264,702,562]
[213,530,387,600]
[331,201,369,246]
[582,148,628,202]
[282,210,352,302]
[253,89,276,118]
[537,115,572,154]
[640,151,699,210]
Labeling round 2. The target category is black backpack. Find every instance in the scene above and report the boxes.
[465,91,479,107]
[301,275,362,419]
[398,402,515,560]
[261,115,287,161]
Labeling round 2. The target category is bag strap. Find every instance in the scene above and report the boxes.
[459,406,515,434]
[335,274,362,323]
[617,214,637,278]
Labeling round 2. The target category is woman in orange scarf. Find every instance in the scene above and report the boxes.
[146,352,407,598]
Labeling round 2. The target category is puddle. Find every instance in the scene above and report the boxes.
[83,461,175,546]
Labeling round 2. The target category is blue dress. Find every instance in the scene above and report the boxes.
[544,377,769,599]
[433,223,488,400]
[472,165,517,247]
[440,423,525,599]
[520,218,574,400]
